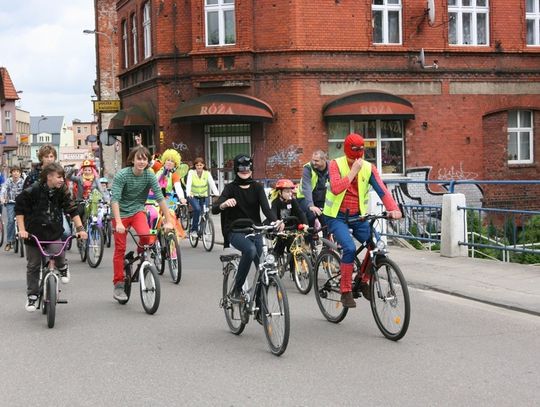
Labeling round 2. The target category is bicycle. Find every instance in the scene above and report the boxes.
[99,200,112,248]
[219,219,290,356]
[271,217,314,295]
[78,210,105,268]
[13,216,25,258]
[117,229,161,314]
[0,210,4,247]
[188,197,215,251]
[29,234,76,328]
[176,202,190,231]
[314,212,410,341]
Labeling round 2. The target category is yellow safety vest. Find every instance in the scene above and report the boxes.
[322,156,372,218]
[296,162,317,199]
[191,170,209,197]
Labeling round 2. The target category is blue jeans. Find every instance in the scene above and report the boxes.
[5,203,15,243]
[324,212,369,264]
[188,196,208,233]
[229,232,263,292]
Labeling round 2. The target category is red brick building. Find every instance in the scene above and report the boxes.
[93,0,540,196]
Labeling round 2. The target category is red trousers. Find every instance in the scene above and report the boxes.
[112,212,151,285]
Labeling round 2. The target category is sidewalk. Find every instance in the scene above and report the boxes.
[209,214,540,316]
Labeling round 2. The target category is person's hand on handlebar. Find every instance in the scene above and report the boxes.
[115,222,126,234]
[309,206,322,216]
[162,221,174,232]
[273,220,285,232]
[219,198,237,210]
[387,210,402,220]
[19,230,29,240]
[77,230,88,240]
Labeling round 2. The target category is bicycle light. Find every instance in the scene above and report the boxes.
[265,253,276,264]
[376,239,386,251]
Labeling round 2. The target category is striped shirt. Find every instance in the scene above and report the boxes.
[111,167,164,218]
[1,177,25,203]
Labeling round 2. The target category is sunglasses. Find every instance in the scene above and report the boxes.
[350,145,364,151]
[237,165,252,172]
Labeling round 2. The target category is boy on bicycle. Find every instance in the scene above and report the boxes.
[1,165,25,251]
[111,146,174,302]
[15,163,88,312]
[323,133,401,308]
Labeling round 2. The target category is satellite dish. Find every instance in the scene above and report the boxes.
[427,0,436,26]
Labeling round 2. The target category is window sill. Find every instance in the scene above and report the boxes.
[507,163,536,169]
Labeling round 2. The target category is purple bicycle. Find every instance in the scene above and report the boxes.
[30,234,76,328]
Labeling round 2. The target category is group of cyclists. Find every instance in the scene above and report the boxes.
[1,132,402,324]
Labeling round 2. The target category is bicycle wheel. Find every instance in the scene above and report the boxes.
[276,252,290,279]
[260,274,290,356]
[154,232,164,275]
[20,237,25,258]
[105,219,112,248]
[222,262,246,335]
[370,257,410,341]
[314,250,348,323]
[179,205,190,231]
[140,264,161,314]
[14,236,19,253]
[78,236,87,262]
[292,252,313,295]
[87,225,104,268]
[202,217,215,252]
[0,219,4,247]
[188,228,199,248]
[117,267,132,305]
[164,232,182,284]
[45,276,57,329]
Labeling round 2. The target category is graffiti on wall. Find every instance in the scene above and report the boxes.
[437,162,478,181]
[267,145,302,168]
[172,141,188,152]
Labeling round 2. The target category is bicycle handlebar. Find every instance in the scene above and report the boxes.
[124,229,158,249]
[29,234,76,258]
[230,218,281,234]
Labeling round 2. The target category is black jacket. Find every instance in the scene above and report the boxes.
[270,197,308,226]
[15,182,79,245]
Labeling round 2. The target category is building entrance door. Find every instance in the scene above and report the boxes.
[205,124,251,192]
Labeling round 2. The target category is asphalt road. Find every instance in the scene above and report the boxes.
[1,240,539,406]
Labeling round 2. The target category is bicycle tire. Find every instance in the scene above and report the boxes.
[164,232,182,284]
[202,217,215,252]
[78,236,87,262]
[117,266,131,305]
[179,205,190,231]
[14,236,19,253]
[292,252,313,295]
[222,262,246,335]
[370,257,410,341]
[155,232,164,275]
[261,273,290,356]
[276,252,290,279]
[20,238,25,258]
[87,225,104,268]
[0,219,4,247]
[140,264,160,314]
[46,276,57,329]
[105,219,112,248]
[188,229,199,248]
[314,249,348,323]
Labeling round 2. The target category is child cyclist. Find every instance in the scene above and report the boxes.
[1,166,25,251]
[269,179,309,261]
[111,146,174,302]
[15,163,88,312]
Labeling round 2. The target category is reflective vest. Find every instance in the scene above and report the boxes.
[296,162,317,199]
[191,170,209,197]
[322,156,372,218]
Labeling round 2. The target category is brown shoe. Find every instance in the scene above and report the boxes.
[4,243,12,252]
[360,282,372,301]
[341,291,356,308]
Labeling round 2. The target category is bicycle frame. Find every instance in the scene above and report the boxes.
[125,230,157,293]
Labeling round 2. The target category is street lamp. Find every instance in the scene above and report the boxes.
[37,115,48,134]
[83,29,115,97]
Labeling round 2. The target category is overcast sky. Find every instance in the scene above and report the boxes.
[0,1,96,123]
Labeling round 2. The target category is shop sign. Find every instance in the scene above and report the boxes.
[359,104,394,115]
[200,103,234,115]
[63,152,86,160]
[93,100,121,113]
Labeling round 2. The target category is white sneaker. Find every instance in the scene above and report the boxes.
[59,267,70,284]
[190,231,198,239]
[25,295,38,312]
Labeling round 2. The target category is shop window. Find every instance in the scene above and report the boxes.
[372,0,402,45]
[143,2,152,58]
[205,0,236,46]
[508,110,533,164]
[527,0,540,45]
[448,0,489,46]
[328,119,404,175]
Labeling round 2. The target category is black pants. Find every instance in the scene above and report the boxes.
[229,232,262,292]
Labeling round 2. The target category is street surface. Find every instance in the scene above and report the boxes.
[1,239,539,406]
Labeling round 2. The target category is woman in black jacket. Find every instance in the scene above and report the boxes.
[213,154,283,299]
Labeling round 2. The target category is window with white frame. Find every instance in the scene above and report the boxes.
[508,110,534,164]
[143,2,152,58]
[131,14,138,64]
[527,0,540,45]
[372,0,402,44]
[205,0,236,46]
[4,111,12,133]
[122,20,128,68]
[328,119,404,175]
[448,0,489,46]
[38,134,51,143]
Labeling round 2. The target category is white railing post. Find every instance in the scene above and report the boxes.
[368,191,387,244]
[440,193,468,257]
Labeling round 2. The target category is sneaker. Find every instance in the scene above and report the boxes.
[341,291,357,308]
[113,283,128,302]
[360,282,372,301]
[229,287,243,302]
[4,243,12,251]
[190,231,198,239]
[58,267,70,284]
[25,295,38,312]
